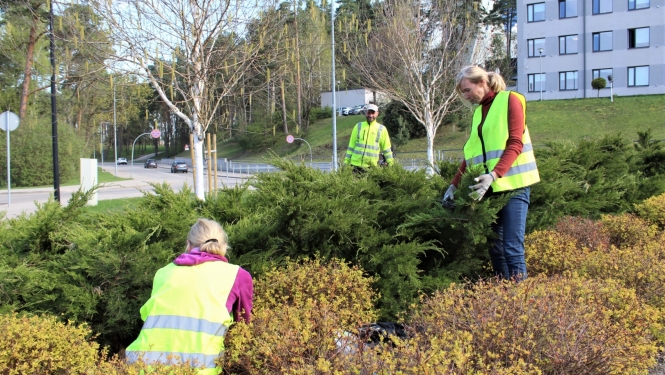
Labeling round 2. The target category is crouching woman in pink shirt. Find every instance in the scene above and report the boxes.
[126,218,253,374]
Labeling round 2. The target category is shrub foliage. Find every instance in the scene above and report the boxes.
[1,134,665,373]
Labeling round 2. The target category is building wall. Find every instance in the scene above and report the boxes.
[517,0,665,100]
[320,89,388,108]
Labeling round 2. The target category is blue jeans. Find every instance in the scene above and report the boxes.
[489,187,530,280]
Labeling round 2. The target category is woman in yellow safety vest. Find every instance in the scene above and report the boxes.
[442,66,540,281]
[125,218,253,374]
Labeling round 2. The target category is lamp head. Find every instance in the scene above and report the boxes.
[607,75,613,83]
[538,48,544,55]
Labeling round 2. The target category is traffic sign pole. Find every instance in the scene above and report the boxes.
[1,111,20,206]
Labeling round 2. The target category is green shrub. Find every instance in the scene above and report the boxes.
[0,114,85,188]
[308,106,333,121]
[591,77,607,97]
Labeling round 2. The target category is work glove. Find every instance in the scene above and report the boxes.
[443,184,457,202]
[469,173,495,201]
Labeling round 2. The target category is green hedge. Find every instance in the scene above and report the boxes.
[1,132,664,351]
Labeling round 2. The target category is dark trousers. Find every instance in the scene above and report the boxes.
[489,187,530,281]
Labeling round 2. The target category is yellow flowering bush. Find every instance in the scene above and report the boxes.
[0,313,101,374]
[408,275,660,374]
[635,192,665,229]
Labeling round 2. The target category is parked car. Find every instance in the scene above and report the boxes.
[116,157,128,165]
[338,107,352,116]
[171,160,188,173]
[351,104,367,115]
[144,159,158,169]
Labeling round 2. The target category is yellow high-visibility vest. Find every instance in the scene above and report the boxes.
[344,121,394,168]
[463,91,540,192]
[126,261,241,374]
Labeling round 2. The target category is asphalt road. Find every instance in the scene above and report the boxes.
[0,162,249,219]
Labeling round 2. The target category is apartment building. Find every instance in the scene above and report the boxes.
[517,0,665,100]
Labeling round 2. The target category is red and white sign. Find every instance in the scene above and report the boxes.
[286,134,294,143]
[184,144,190,151]
[150,129,161,138]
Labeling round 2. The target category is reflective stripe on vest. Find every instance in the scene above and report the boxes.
[126,261,240,373]
[142,315,229,337]
[126,350,221,371]
[463,91,540,192]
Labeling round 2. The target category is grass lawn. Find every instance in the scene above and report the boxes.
[83,197,143,214]
[61,168,130,186]
[211,94,665,162]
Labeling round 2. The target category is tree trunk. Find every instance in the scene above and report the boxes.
[425,108,435,176]
[293,1,302,131]
[19,13,41,120]
[281,79,288,134]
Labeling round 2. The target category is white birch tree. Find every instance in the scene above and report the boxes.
[91,0,278,199]
[340,0,481,174]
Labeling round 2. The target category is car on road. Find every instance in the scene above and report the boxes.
[351,104,367,115]
[171,160,188,173]
[117,157,128,165]
[144,159,158,169]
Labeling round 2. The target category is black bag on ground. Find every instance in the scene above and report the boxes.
[357,322,408,347]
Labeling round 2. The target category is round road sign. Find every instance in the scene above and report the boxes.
[0,111,20,132]
[286,134,294,143]
[150,129,161,138]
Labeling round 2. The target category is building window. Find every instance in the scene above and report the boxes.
[629,0,649,9]
[527,38,546,57]
[592,31,612,51]
[528,74,545,92]
[628,27,649,48]
[559,35,578,54]
[527,3,546,22]
[628,66,649,86]
[559,71,578,90]
[559,0,577,17]
[592,0,612,14]
[592,68,613,85]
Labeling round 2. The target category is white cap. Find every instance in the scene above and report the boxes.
[366,104,379,112]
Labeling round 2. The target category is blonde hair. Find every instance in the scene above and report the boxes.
[455,65,507,96]
[187,218,229,256]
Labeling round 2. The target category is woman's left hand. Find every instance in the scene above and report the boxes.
[469,173,495,200]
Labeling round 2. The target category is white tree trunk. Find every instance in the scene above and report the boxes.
[193,134,205,200]
[425,108,435,176]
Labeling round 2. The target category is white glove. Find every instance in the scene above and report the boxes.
[443,184,457,201]
[469,173,495,201]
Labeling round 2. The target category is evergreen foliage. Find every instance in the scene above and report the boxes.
[591,77,607,97]
[0,115,85,188]
[1,133,665,352]
[527,134,665,230]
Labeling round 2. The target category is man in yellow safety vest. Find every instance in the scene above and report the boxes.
[344,104,394,171]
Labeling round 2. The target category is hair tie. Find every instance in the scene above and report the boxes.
[204,238,218,244]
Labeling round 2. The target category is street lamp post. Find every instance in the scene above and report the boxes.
[538,48,544,101]
[294,137,313,165]
[608,75,614,103]
[100,124,104,166]
[130,132,152,178]
[330,0,338,171]
[113,84,118,176]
